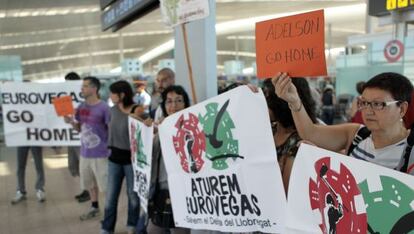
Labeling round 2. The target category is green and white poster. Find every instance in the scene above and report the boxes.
[129,117,154,212]
[286,144,414,234]
[158,86,286,232]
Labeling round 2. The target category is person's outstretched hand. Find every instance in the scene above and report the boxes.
[272,72,301,106]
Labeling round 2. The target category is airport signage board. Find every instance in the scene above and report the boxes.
[369,0,414,16]
[101,0,158,32]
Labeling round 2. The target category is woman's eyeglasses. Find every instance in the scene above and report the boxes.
[357,99,401,111]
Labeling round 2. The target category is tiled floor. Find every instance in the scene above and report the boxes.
[0,145,130,234]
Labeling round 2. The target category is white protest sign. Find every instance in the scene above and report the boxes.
[286,144,414,234]
[129,117,154,213]
[158,86,286,233]
[160,0,209,27]
[0,81,82,146]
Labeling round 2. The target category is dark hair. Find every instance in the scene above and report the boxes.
[364,72,413,103]
[158,68,175,79]
[220,82,243,94]
[161,85,190,117]
[109,80,134,107]
[262,78,274,98]
[326,194,334,205]
[356,81,365,95]
[83,76,101,94]
[65,72,80,80]
[266,77,317,129]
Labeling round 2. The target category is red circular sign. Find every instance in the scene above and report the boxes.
[384,40,404,63]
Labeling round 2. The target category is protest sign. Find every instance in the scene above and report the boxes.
[0,81,82,146]
[286,144,414,234]
[129,116,154,212]
[158,86,286,233]
[160,0,209,27]
[256,10,327,78]
[53,95,75,117]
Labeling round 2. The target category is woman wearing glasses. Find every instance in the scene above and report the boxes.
[263,78,318,193]
[273,72,414,174]
[147,85,191,234]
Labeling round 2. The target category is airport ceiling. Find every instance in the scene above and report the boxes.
[0,0,375,81]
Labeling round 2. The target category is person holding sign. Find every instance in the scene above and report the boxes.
[100,80,141,234]
[11,146,46,204]
[153,68,176,123]
[147,85,191,234]
[264,78,317,193]
[273,72,414,174]
[64,77,111,221]
[64,71,90,203]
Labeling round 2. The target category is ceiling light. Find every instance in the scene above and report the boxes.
[138,40,175,63]
[0,6,100,18]
[226,35,255,40]
[22,48,142,65]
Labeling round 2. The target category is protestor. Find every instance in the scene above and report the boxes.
[273,72,414,174]
[101,80,142,234]
[403,90,414,129]
[11,146,46,204]
[65,71,90,203]
[153,68,175,122]
[147,85,191,234]
[64,76,111,220]
[348,81,365,124]
[264,78,317,193]
[149,82,162,119]
[133,80,151,114]
[321,84,336,125]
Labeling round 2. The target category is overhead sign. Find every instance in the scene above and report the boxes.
[255,10,327,78]
[286,144,414,233]
[100,0,116,10]
[384,39,404,63]
[101,0,159,32]
[0,82,83,146]
[158,86,286,233]
[369,0,414,16]
[160,0,209,27]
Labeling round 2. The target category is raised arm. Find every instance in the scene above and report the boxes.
[272,73,360,152]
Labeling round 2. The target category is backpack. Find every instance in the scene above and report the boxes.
[346,126,414,173]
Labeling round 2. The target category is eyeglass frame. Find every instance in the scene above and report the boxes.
[357,98,402,111]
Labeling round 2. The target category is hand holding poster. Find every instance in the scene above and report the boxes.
[286,144,414,234]
[129,117,154,212]
[0,81,82,146]
[158,86,286,233]
[255,10,327,78]
[53,95,75,117]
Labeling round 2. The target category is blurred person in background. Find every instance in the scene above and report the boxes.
[65,71,90,202]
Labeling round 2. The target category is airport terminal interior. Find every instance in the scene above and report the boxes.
[1,0,414,233]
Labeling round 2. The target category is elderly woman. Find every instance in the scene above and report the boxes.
[273,72,414,174]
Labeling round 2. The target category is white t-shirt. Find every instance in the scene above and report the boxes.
[154,106,164,122]
[133,90,151,113]
[350,134,414,175]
